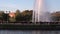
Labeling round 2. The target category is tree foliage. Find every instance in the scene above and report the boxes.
[0,10,33,22]
[51,12,60,22]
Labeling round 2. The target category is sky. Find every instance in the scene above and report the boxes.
[46,0,60,13]
[0,0,60,12]
[0,0,34,12]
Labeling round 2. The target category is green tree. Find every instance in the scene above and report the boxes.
[15,9,20,16]
[9,17,16,22]
[21,10,33,21]
[0,11,4,21]
[51,12,60,22]
[3,13,9,21]
[15,9,21,21]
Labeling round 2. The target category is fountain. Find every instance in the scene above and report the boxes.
[32,0,51,23]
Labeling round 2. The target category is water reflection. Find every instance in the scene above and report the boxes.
[0,30,60,34]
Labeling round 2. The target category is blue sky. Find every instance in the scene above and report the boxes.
[46,0,60,12]
[0,0,60,12]
[0,0,34,12]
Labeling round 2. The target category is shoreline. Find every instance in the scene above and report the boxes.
[0,24,60,30]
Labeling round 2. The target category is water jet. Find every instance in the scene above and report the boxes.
[32,0,51,23]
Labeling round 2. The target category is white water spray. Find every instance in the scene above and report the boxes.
[32,0,50,22]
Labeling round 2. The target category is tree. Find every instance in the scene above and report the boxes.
[15,9,21,21]
[15,9,20,16]
[51,11,60,22]
[0,11,4,22]
[21,10,33,21]
[9,17,16,22]
[29,10,33,21]
[9,12,16,22]
[3,13,9,21]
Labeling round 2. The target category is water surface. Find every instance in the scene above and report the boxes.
[0,30,60,34]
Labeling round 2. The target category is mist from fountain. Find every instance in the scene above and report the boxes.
[32,0,51,22]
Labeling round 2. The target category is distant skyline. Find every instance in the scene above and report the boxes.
[0,0,60,12]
